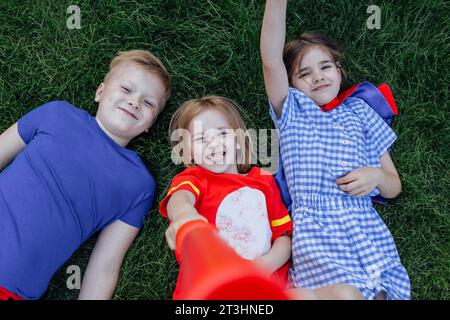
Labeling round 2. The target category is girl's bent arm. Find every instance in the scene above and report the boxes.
[0,123,26,171]
[261,0,290,116]
[336,152,402,199]
[166,189,198,221]
[165,190,207,250]
[255,235,292,274]
[377,151,402,198]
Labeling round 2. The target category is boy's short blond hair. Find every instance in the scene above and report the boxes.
[104,50,171,103]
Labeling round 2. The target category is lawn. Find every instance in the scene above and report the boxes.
[0,0,448,300]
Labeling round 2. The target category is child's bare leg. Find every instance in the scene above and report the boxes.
[375,290,387,300]
[313,283,364,300]
[285,287,318,300]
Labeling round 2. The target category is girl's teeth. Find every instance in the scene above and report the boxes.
[210,152,225,162]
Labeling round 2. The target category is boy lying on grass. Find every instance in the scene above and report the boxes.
[0,50,170,300]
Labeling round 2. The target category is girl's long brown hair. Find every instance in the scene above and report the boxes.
[284,32,347,91]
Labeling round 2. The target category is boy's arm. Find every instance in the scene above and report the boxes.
[0,123,26,171]
[165,190,207,250]
[254,235,291,274]
[261,0,289,117]
[78,220,139,300]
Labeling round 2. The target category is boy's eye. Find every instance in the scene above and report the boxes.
[121,86,131,93]
[322,65,332,70]
[299,72,309,78]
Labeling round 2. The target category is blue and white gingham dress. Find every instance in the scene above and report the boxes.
[269,87,410,300]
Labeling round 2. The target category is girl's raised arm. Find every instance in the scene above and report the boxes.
[260,0,289,117]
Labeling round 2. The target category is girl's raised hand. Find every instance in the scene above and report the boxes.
[336,167,382,197]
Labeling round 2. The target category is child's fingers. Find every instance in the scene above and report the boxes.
[165,227,176,250]
[338,180,361,192]
[165,215,207,250]
[353,189,369,197]
[349,187,366,196]
[336,173,358,185]
[168,219,187,249]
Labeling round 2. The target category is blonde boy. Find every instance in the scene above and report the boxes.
[0,50,170,300]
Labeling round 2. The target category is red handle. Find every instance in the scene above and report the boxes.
[174,220,290,300]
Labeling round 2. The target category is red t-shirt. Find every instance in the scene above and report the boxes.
[160,166,293,297]
[0,287,23,300]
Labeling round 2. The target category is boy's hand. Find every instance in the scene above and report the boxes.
[336,167,382,197]
[165,212,207,250]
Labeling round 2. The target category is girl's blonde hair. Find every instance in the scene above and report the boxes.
[169,96,252,173]
[284,32,347,91]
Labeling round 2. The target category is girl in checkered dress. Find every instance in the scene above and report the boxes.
[260,0,410,299]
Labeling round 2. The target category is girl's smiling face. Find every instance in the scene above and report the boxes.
[188,109,239,174]
[291,46,342,105]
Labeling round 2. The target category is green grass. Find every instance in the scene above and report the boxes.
[0,0,448,300]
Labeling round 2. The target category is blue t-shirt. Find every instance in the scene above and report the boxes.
[0,101,155,299]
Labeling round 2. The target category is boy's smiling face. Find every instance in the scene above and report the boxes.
[95,63,166,146]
